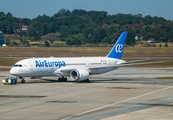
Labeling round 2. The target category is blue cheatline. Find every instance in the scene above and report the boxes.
[107,31,128,59]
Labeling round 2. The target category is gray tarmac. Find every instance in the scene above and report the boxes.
[0,67,173,120]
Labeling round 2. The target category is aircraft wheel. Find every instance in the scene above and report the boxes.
[58,78,67,82]
[58,78,62,81]
[21,79,25,83]
[85,79,90,82]
[63,78,67,82]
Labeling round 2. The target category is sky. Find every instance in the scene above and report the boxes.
[0,0,173,20]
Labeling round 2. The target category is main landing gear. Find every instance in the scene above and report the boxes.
[85,79,90,82]
[58,76,67,82]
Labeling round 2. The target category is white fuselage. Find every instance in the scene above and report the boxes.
[10,57,125,78]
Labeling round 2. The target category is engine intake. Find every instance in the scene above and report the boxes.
[70,69,89,81]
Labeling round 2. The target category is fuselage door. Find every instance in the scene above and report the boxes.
[28,61,34,71]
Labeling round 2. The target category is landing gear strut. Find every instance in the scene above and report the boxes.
[58,76,67,82]
[19,76,25,83]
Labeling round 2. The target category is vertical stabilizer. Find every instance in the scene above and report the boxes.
[107,31,128,59]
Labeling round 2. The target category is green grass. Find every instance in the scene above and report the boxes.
[155,77,173,79]
[0,47,173,67]
[0,58,23,66]
[0,68,11,71]
[0,76,5,77]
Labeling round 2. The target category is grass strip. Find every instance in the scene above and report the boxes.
[155,77,173,79]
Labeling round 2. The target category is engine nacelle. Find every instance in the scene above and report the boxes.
[70,69,89,81]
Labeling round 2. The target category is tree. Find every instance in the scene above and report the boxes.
[45,41,50,47]
[6,12,13,17]
[20,38,23,45]
[0,12,5,17]
[164,42,168,47]
[0,9,172,46]
[30,36,35,42]
[42,32,61,44]
[12,41,18,46]
[23,40,29,46]
[6,38,11,45]
[159,44,162,47]
[65,33,83,45]
[28,21,45,40]
[126,29,136,45]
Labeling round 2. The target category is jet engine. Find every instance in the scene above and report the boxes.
[70,69,89,81]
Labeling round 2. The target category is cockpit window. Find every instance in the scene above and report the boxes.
[19,65,22,67]
[14,64,18,67]
[14,64,22,67]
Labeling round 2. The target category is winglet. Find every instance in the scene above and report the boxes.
[107,31,128,59]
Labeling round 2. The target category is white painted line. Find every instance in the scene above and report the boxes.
[61,86,173,120]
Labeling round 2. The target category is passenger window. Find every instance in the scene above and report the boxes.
[19,65,22,67]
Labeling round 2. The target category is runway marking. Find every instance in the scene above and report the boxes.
[47,101,75,103]
[109,87,136,89]
[0,95,47,98]
[62,86,173,120]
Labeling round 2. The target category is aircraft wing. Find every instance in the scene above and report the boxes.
[60,60,169,72]
[88,60,169,70]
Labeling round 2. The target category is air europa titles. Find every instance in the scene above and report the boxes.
[35,60,66,68]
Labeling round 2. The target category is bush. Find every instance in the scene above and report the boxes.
[164,42,168,47]
[6,38,11,45]
[12,41,18,46]
[45,41,50,47]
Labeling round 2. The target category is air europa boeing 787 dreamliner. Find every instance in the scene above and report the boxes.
[10,31,167,83]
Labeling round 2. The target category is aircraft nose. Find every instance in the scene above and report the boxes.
[10,68,16,75]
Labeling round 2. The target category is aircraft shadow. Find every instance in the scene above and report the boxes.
[24,78,139,84]
[23,78,158,85]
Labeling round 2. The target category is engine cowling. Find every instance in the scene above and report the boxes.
[70,69,89,81]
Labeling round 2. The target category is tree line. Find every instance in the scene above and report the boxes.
[0,9,173,46]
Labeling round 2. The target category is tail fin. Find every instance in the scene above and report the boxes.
[107,31,128,59]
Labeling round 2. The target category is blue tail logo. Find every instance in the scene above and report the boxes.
[115,44,123,53]
[107,31,128,59]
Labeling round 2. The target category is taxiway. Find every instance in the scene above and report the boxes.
[0,67,173,120]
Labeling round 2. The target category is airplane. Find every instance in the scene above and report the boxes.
[10,31,168,83]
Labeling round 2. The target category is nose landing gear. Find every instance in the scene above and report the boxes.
[19,76,25,83]
[21,79,25,83]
